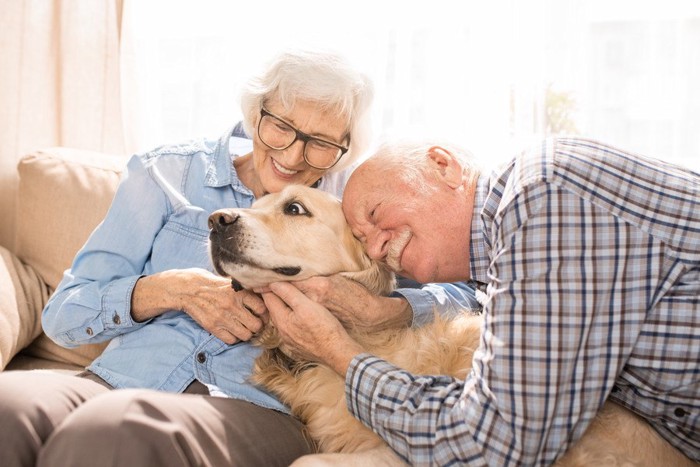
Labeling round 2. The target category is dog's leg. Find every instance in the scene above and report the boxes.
[290,446,407,467]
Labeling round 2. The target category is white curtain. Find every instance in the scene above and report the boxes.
[122,0,700,170]
[0,0,127,251]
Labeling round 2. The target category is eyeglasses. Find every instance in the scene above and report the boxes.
[257,107,349,170]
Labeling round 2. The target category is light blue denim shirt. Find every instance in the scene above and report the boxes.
[42,127,480,413]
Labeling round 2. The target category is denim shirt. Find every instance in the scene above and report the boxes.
[42,127,480,413]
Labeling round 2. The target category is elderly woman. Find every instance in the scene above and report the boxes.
[0,49,374,467]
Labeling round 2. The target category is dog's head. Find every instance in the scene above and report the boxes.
[208,184,395,296]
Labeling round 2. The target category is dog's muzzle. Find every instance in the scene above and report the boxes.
[208,209,245,278]
[208,210,239,232]
[207,208,303,284]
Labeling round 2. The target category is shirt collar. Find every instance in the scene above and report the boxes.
[469,173,491,283]
[204,127,254,197]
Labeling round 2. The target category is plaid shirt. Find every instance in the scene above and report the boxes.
[346,138,700,465]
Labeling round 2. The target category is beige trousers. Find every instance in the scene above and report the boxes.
[0,370,314,467]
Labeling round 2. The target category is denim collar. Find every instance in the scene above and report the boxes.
[204,127,254,197]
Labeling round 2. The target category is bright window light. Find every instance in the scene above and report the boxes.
[123,0,700,170]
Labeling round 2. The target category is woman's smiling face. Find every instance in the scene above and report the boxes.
[251,98,348,195]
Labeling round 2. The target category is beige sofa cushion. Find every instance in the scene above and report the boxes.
[0,246,49,369]
[14,147,126,367]
[16,148,125,289]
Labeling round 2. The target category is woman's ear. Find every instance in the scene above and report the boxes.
[427,146,463,189]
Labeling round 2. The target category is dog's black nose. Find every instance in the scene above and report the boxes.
[208,210,239,231]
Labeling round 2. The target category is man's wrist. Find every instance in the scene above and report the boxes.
[327,337,365,376]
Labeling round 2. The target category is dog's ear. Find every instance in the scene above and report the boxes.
[341,259,395,296]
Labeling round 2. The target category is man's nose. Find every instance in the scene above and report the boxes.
[208,210,239,232]
[365,229,390,261]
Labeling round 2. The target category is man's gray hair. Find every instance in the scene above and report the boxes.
[371,140,481,193]
[240,49,374,173]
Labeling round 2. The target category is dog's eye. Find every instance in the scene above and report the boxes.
[284,201,309,216]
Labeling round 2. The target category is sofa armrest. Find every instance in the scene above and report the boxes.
[10,147,127,370]
[0,246,50,369]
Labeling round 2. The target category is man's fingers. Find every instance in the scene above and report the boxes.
[261,290,291,320]
[268,281,310,308]
[292,276,332,303]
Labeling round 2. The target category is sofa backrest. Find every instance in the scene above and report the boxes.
[16,147,126,290]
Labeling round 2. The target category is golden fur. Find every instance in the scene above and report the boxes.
[254,309,480,456]
[209,184,393,293]
[208,185,696,467]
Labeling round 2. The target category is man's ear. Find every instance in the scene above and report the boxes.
[427,146,463,189]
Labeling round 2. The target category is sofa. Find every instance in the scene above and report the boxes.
[0,147,126,372]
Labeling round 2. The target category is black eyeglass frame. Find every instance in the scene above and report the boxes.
[257,107,349,170]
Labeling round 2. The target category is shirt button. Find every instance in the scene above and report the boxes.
[674,407,688,417]
[112,313,121,325]
[197,352,207,364]
[86,327,93,336]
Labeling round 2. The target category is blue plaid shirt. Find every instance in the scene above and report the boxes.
[346,138,700,465]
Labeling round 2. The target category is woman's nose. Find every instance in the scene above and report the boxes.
[281,140,306,166]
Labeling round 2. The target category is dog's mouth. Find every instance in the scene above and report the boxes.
[209,235,303,289]
[230,278,244,291]
[272,266,302,276]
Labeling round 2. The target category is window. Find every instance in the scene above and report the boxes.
[125,0,700,170]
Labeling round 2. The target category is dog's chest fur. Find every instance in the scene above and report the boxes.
[252,312,483,453]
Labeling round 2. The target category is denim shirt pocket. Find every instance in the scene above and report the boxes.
[149,206,213,272]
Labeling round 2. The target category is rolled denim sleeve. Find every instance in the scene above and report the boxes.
[395,282,481,328]
[42,155,169,347]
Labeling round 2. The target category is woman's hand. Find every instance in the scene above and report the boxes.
[131,268,267,344]
[262,281,365,375]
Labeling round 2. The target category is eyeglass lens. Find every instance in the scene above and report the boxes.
[258,113,343,169]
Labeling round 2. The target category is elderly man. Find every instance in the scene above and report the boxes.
[262,137,700,465]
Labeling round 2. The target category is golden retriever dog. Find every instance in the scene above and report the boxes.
[208,185,696,467]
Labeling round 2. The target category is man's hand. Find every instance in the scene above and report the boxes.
[131,268,267,344]
[262,281,365,375]
[284,274,412,332]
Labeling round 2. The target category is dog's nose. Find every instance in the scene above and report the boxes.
[208,210,239,231]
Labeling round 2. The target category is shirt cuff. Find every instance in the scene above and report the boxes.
[345,353,398,427]
[102,274,149,331]
[393,288,438,327]
[395,283,483,328]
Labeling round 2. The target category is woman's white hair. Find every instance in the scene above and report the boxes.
[240,49,374,173]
